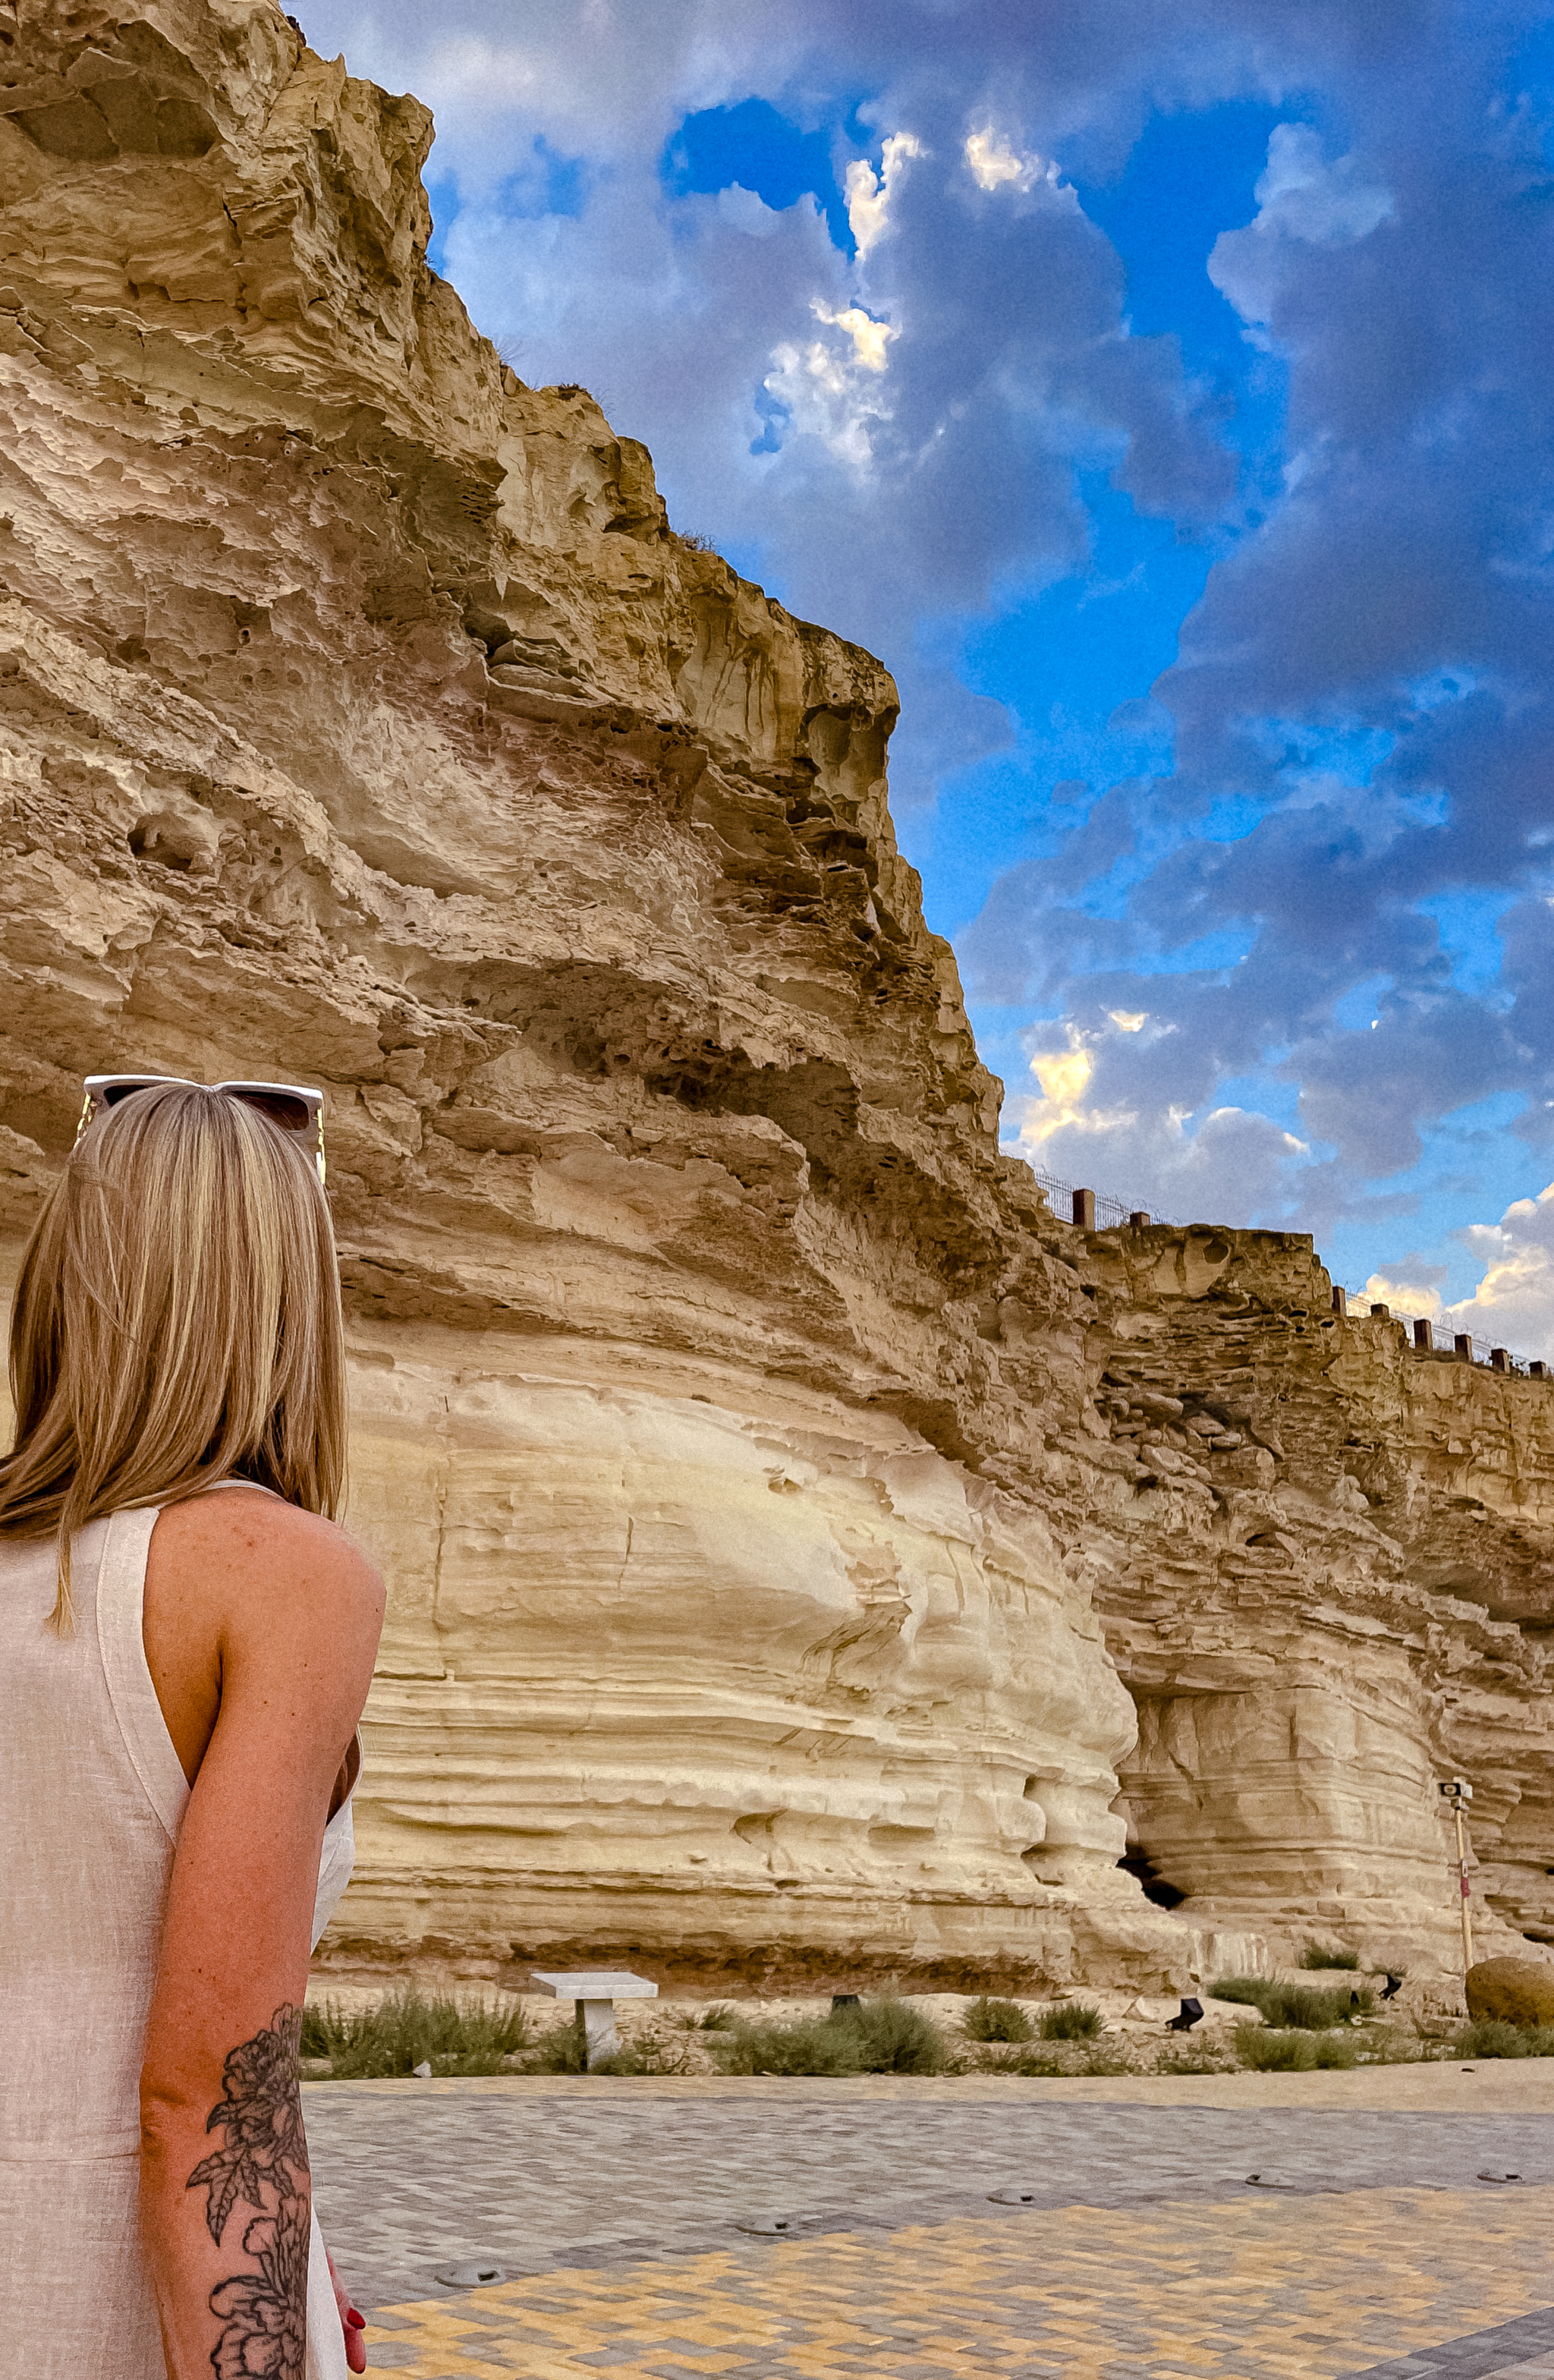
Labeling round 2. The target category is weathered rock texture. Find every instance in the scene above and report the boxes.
[1465,1958,1554,2026]
[1,0,1549,1990]
[1084,1232,1554,1963]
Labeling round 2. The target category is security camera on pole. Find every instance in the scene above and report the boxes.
[1439,1778,1474,1976]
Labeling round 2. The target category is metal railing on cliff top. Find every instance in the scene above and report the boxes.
[1030,1165,1545,1380]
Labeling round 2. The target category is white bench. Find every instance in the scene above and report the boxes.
[530,1969,658,2066]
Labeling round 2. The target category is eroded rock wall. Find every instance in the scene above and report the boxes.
[1077,1224,1554,1964]
[1,0,1549,1990]
[0,0,1184,1992]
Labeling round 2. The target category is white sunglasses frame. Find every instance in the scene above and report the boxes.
[76,1074,327,1186]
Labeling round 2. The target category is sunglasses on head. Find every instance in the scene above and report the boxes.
[76,1075,327,1185]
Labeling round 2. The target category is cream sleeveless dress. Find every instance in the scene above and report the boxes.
[0,1498,354,2378]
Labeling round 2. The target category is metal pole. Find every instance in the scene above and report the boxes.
[1454,1802,1474,1974]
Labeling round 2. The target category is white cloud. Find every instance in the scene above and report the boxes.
[1362,1269,1442,1317]
[1438,1185,1554,1356]
[303,0,1238,688]
[1210,123,1394,327]
[1251,124,1394,247]
[963,125,1071,201]
[845,132,924,258]
[1017,1037,1109,1146]
[763,301,899,469]
[815,302,897,373]
[1008,1075,1308,1223]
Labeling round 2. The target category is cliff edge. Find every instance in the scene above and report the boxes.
[1,0,1549,1991]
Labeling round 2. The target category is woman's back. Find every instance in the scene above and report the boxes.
[1,1078,382,2377]
[0,1500,363,2378]
[2,1510,187,2145]
[1,1510,189,2369]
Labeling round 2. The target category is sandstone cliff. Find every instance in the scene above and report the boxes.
[1082,1229,1554,1960]
[0,0,1547,1991]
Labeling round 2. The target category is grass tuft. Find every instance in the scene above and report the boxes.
[1211,1976,1372,2030]
[530,2016,694,2076]
[671,2003,742,2032]
[975,2045,1068,2076]
[1454,2020,1554,2059]
[974,2039,1134,2076]
[713,2017,866,2076]
[1301,1943,1361,1971]
[527,2013,590,2073]
[711,1996,948,2076]
[1040,2002,1103,2041]
[1234,2022,1361,2071]
[962,1995,1034,2043]
[1235,2023,1316,2071]
[841,1998,950,2073]
[301,1988,530,2079]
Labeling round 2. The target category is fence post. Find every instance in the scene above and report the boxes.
[1332,1286,1347,1316]
[1492,1347,1508,1372]
[1072,1188,1096,1231]
[1532,1362,1548,1380]
[1370,1302,1389,1319]
[1414,1319,1433,1352]
[1128,1210,1150,1228]
[1455,1333,1472,1362]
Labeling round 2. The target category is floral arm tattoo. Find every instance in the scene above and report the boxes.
[185,2004,310,2379]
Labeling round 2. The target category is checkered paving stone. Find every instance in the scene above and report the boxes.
[303,2086,1554,2311]
[359,2187,1554,2380]
[1351,2305,1554,2376]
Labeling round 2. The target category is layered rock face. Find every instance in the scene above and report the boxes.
[1081,1229,1554,1962]
[1,0,1549,1989]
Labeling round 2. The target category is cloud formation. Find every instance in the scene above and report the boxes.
[1444,1188,1554,1352]
[302,0,1554,1317]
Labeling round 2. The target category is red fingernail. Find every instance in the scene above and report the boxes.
[347,2309,366,2328]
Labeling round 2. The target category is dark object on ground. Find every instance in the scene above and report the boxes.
[1040,2002,1103,2041]
[1465,1957,1554,2028]
[1166,1998,1203,2032]
[1301,1943,1360,1970]
[832,1993,860,2010]
[964,1995,1035,2043]
[1380,1973,1405,2000]
[1211,1975,1373,2030]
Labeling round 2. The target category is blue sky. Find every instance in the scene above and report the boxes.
[304,0,1554,1348]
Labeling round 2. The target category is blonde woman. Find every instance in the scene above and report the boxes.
[0,1078,385,2379]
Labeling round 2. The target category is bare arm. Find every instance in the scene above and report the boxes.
[138,1495,384,2380]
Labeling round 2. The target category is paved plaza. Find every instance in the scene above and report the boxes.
[304,2068,1554,2378]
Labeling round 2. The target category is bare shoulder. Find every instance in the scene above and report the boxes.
[152,1490,384,1642]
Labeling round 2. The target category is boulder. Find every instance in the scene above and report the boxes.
[1465,1958,1554,2026]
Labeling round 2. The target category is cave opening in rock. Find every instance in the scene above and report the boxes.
[1116,1846,1188,1909]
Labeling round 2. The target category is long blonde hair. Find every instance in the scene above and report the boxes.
[0,1081,346,1629]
